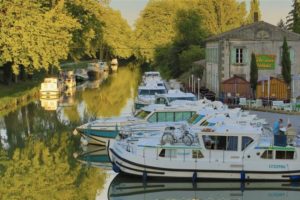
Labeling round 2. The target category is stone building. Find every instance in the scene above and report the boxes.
[205,21,300,99]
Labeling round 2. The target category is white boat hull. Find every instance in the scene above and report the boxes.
[108,140,300,181]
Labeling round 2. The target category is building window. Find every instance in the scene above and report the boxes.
[231,48,248,65]
[236,48,243,64]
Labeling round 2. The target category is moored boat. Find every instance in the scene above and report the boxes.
[74,68,88,82]
[108,124,300,181]
[87,62,103,80]
[40,77,62,97]
[111,58,118,72]
[73,102,202,145]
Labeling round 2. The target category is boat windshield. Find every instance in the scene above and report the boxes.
[188,114,204,124]
[168,96,197,102]
[135,110,151,119]
[139,89,167,95]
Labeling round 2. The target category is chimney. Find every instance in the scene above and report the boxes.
[254,12,259,23]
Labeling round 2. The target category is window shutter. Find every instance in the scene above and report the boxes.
[231,48,236,64]
[290,48,295,64]
[243,48,248,65]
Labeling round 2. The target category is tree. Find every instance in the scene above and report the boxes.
[277,19,288,30]
[246,0,261,24]
[286,0,300,33]
[0,0,79,83]
[195,0,247,35]
[134,0,186,62]
[281,37,292,99]
[152,8,207,78]
[250,53,258,99]
[100,8,133,60]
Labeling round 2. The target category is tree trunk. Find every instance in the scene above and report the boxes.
[3,62,13,85]
[19,65,27,81]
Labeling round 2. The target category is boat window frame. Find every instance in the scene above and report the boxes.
[261,150,273,159]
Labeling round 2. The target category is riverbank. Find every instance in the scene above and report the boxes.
[0,82,40,116]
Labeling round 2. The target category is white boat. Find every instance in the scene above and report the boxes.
[74,102,206,145]
[64,71,76,89]
[142,71,162,84]
[40,77,61,97]
[87,62,103,80]
[108,124,300,181]
[108,175,300,200]
[134,81,167,110]
[111,58,118,72]
[74,68,88,82]
[135,89,196,110]
[99,61,109,71]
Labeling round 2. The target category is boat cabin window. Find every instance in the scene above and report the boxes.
[241,136,254,151]
[155,97,167,104]
[261,150,273,159]
[203,136,238,151]
[200,120,215,126]
[168,97,197,102]
[135,110,151,119]
[138,89,167,95]
[147,111,195,123]
[159,149,176,158]
[192,150,204,159]
[275,151,295,160]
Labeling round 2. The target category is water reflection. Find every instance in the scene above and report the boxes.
[0,66,140,200]
[74,144,111,170]
[108,174,300,200]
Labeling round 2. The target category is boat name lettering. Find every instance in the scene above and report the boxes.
[268,164,286,169]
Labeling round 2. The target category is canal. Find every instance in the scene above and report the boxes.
[0,66,300,200]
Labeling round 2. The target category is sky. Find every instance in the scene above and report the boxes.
[110,0,293,28]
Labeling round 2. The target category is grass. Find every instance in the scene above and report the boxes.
[0,81,41,116]
[0,80,41,98]
[60,60,94,70]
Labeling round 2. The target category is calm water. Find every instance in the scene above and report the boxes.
[1,67,300,200]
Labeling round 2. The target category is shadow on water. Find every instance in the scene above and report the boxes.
[108,174,300,200]
[0,66,140,199]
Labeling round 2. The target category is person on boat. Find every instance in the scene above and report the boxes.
[273,118,283,135]
[285,123,297,145]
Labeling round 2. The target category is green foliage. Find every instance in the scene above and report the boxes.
[286,0,300,33]
[153,8,206,78]
[277,19,288,30]
[134,0,182,62]
[250,53,258,97]
[66,0,104,60]
[246,0,261,24]
[0,133,105,200]
[281,37,292,86]
[196,0,247,35]
[178,45,205,72]
[101,8,134,59]
[0,0,79,74]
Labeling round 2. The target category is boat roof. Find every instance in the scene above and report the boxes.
[138,84,166,90]
[199,124,263,135]
[141,103,198,112]
[156,90,196,98]
[144,71,160,76]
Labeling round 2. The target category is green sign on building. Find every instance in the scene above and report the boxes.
[255,54,276,70]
